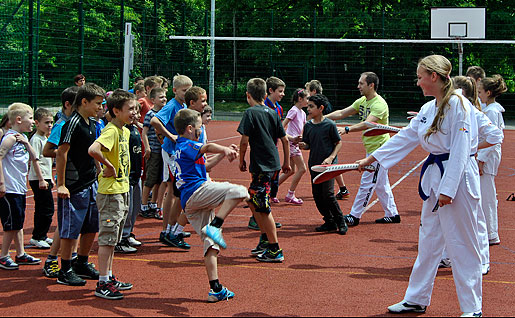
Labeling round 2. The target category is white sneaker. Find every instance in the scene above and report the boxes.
[29,239,50,249]
[482,264,490,275]
[438,258,452,268]
[45,237,53,245]
[128,236,142,247]
[388,301,427,313]
[461,311,482,317]
[489,238,501,246]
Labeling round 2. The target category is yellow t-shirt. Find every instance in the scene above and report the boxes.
[96,122,130,195]
[351,95,390,154]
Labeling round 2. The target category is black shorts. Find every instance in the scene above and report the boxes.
[0,194,26,231]
[248,172,276,213]
[144,152,164,188]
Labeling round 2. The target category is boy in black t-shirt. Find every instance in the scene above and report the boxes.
[237,78,291,263]
[301,94,348,235]
[56,83,105,286]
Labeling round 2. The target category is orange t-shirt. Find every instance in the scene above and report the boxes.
[138,97,154,124]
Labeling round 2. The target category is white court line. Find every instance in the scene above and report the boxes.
[365,158,426,211]
[210,135,240,143]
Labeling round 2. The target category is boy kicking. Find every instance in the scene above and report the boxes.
[238,78,291,262]
[174,108,249,302]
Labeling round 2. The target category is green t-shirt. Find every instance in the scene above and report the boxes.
[96,122,131,195]
[351,95,390,154]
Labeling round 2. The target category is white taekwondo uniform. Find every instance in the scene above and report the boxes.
[372,94,482,313]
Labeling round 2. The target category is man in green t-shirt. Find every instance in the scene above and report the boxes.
[326,72,399,227]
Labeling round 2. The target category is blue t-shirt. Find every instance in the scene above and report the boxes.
[265,97,284,120]
[155,98,186,155]
[175,137,207,209]
[128,88,135,94]
[47,113,70,146]
[95,119,105,138]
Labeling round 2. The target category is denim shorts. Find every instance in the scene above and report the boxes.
[57,182,99,239]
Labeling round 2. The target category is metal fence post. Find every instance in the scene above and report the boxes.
[119,0,125,88]
[153,0,158,75]
[28,0,34,107]
[313,9,317,79]
[79,0,84,75]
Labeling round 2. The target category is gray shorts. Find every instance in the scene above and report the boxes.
[185,181,249,255]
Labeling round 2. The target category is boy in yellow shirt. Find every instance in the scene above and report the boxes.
[88,89,137,300]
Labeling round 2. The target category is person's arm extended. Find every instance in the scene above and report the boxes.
[42,141,57,158]
[239,135,249,172]
[56,143,70,199]
[150,116,177,143]
[322,140,342,165]
[326,106,358,121]
[202,143,238,171]
[341,114,381,135]
[0,135,16,197]
[88,141,116,178]
[279,136,291,174]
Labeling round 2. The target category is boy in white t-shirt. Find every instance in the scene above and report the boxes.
[0,103,42,270]
[28,108,55,249]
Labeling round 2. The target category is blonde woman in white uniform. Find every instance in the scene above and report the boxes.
[356,55,482,317]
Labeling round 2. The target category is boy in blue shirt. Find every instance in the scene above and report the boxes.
[174,108,249,302]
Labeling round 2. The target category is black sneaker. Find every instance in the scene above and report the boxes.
[111,276,133,291]
[57,268,86,286]
[251,240,270,255]
[337,220,348,235]
[256,248,284,263]
[248,216,282,230]
[139,209,155,218]
[43,260,60,278]
[179,232,191,238]
[336,189,350,200]
[375,215,401,224]
[115,239,138,254]
[95,281,124,300]
[159,232,166,243]
[73,261,99,280]
[163,233,191,250]
[315,222,337,232]
[344,214,360,227]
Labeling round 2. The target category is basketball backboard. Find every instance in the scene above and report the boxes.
[430,7,486,39]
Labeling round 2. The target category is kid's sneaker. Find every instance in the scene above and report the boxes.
[163,233,191,250]
[336,189,350,200]
[57,268,87,286]
[15,253,41,265]
[128,234,142,247]
[73,261,99,280]
[461,312,482,317]
[344,214,360,227]
[45,237,54,245]
[0,256,19,270]
[111,276,133,291]
[375,215,401,224]
[207,286,235,303]
[202,225,227,249]
[29,238,51,249]
[256,248,284,263]
[95,280,124,300]
[251,240,269,255]
[43,260,60,278]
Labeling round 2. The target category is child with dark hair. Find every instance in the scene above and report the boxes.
[477,75,507,246]
[88,89,137,299]
[28,108,55,249]
[0,115,11,140]
[278,88,308,205]
[238,78,291,262]
[300,95,347,234]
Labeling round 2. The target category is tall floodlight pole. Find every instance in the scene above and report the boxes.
[209,0,215,114]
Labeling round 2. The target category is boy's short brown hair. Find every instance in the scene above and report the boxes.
[73,83,106,108]
[134,83,145,94]
[202,104,212,115]
[106,89,137,118]
[266,76,286,92]
[247,78,267,103]
[144,76,163,90]
[174,108,200,135]
[34,107,53,122]
[61,86,79,109]
[305,80,323,94]
[149,87,166,99]
[185,86,206,107]
[7,103,33,122]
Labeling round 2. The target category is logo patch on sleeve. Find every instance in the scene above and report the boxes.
[459,127,469,133]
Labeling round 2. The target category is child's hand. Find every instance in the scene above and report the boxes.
[298,142,307,150]
[15,133,28,145]
[39,179,49,190]
[102,164,117,178]
[144,148,151,160]
[322,157,333,165]
[282,163,291,174]
[57,185,70,199]
[229,144,239,151]
[337,127,347,135]
[224,147,238,162]
[478,161,484,176]
[239,159,247,172]
[290,135,302,145]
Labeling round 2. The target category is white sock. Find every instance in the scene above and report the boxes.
[99,275,109,282]
[174,225,184,235]
[108,270,113,278]
[141,204,148,211]
[165,224,173,234]
[171,223,178,232]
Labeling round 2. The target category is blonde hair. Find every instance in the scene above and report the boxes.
[453,76,481,110]
[418,55,465,140]
[7,103,33,122]
[480,75,507,98]
[172,74,193,89]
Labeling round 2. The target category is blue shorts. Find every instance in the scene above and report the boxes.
[57,182,99,239]
[0,194,26,231]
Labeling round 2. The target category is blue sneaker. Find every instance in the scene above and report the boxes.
[207,286,235,303]
[256,248,284,263]
[202,225,227,249]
